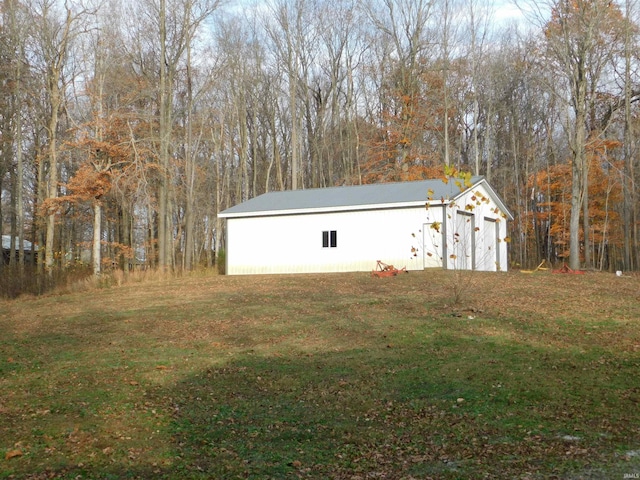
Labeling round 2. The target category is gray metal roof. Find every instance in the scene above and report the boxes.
[219,176,515,219]
[2,235,37,251]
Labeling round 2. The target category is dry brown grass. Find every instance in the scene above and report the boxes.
[0,269,639,479]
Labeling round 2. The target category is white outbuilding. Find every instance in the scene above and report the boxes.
[218,176,513,275]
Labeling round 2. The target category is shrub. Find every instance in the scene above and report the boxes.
[0,264,93,299]
[216,249,226,275]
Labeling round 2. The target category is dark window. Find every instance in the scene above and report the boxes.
[322,230,337,248]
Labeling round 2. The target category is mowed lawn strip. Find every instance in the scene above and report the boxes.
[0,270,639,479]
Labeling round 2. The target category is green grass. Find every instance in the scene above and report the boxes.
[1,270,639,479]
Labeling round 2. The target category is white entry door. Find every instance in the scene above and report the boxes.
[481,218,498,271]
[454,212,474,270]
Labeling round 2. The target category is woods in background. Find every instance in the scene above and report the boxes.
[0,0,639,277]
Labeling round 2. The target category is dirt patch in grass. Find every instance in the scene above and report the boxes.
[1,269,639,479]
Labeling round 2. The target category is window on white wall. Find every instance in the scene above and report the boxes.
[322,230,337,248]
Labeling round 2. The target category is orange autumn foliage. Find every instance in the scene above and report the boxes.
[65,164,112,202]
[526,138,623,260]
[545,0,624,43]
[358,67,448,184]
[40,163,112,221]
[66,115,147,206]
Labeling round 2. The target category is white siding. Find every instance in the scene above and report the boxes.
[226,206,428,275]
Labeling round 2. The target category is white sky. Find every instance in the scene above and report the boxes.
[494,0,524,22]
[492,0,549,31]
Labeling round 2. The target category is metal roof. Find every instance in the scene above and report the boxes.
[219,176,513,219]
[2,235,37,251]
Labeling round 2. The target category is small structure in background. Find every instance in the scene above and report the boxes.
[2,235,38,265]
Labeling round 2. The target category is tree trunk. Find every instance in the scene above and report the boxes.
[184,40,195,271]
[582,163,591,269]
[158,0,172,270]
[16,57,24,270]
[570,93,587,270]
[92,202,101,275]
[290,70,299,190]
[45,84,60,272]
[37,3,76,274]
[623,0,635,271]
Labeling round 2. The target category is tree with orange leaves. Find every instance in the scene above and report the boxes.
[543,0,625,269]
[525,137,623,269]
[357,0,449,185]
[59,118,134,275]
[359,64,448,184]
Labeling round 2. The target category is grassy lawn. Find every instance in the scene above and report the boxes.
[1,269,639,479]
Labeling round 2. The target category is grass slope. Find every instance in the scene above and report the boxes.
[0,270,639,479]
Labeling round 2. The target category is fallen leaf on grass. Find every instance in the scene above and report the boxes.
[155,365,169,370]
[5,449,23,460]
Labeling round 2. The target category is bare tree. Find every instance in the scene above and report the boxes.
[363,0,437,178]
[28,0,89,272]
[437,0,460,168]
[622,0,639,270]
[132,0,221,269]
[0,0,30,269]
[264,0,316,190]
[461,0,494,175]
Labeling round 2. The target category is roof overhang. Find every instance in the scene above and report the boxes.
[217,200,429,219]
[218,177,514,221]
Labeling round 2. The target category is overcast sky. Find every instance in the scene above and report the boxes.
[494,0,523,22]
[492,0,550,32]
